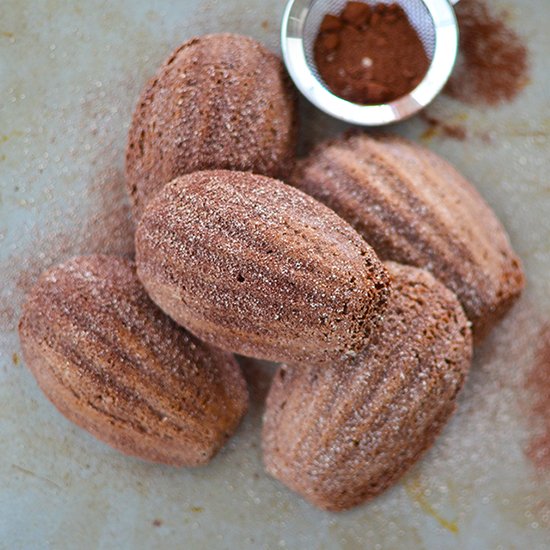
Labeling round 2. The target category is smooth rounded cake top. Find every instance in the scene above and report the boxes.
[18,254,248,466]
[263,261,472,511]
[135,170,390,365]
[126,33,298,218]
[291,132,524,338]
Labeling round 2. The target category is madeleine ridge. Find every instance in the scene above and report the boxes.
[291,133,525,338]
[126,33,298,218]
[263,262,473,511]
[135,170,390,365]
[18,255,248,467]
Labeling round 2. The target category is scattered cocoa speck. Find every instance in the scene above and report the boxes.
[152,518,163,527]
[12,352,19,366]
[190,506,204,513]
[524,324,550,472]
[445,0,529,105]
[0,303,16,332]
[479,131,495,144]
[420,112,468,141]
[261,20,269,31]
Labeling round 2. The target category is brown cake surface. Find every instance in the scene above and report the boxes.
[291,133,524,339]
[263,262,472,511]
[126,33,298,218]
[18,255,248,467]
[135,170,390,365]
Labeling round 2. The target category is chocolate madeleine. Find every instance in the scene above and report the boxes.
[126,33,298,218]
[291,133,524,338]
[135,170,390,365]
[263,262,472,511]
[19,255,248,467]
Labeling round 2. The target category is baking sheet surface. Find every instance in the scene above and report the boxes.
[1,1,549,548]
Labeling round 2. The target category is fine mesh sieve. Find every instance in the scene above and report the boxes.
[281,0,460,125]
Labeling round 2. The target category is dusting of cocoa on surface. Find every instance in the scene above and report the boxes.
[83,168,135,258]
[15,233,75,297]
[314,2,429,105]
[445,0,529,105]
[15,169,133,293]
[0,168,133,333]
[0,304,16,333]
[524,324,550,472]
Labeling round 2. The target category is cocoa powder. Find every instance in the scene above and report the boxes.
[525,324,550,472]
[445,0,529,105]
[313,2,429,105]
[0,168,134,333]
[420,112,467,141]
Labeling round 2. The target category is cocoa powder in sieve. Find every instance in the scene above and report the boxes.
[313,2,430,105]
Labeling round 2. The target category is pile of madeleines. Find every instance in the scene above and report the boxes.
[19,34,524,511]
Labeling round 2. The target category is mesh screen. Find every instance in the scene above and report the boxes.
[303,0,436,85]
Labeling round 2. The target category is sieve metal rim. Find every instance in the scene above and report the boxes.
[281,0,459,126]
